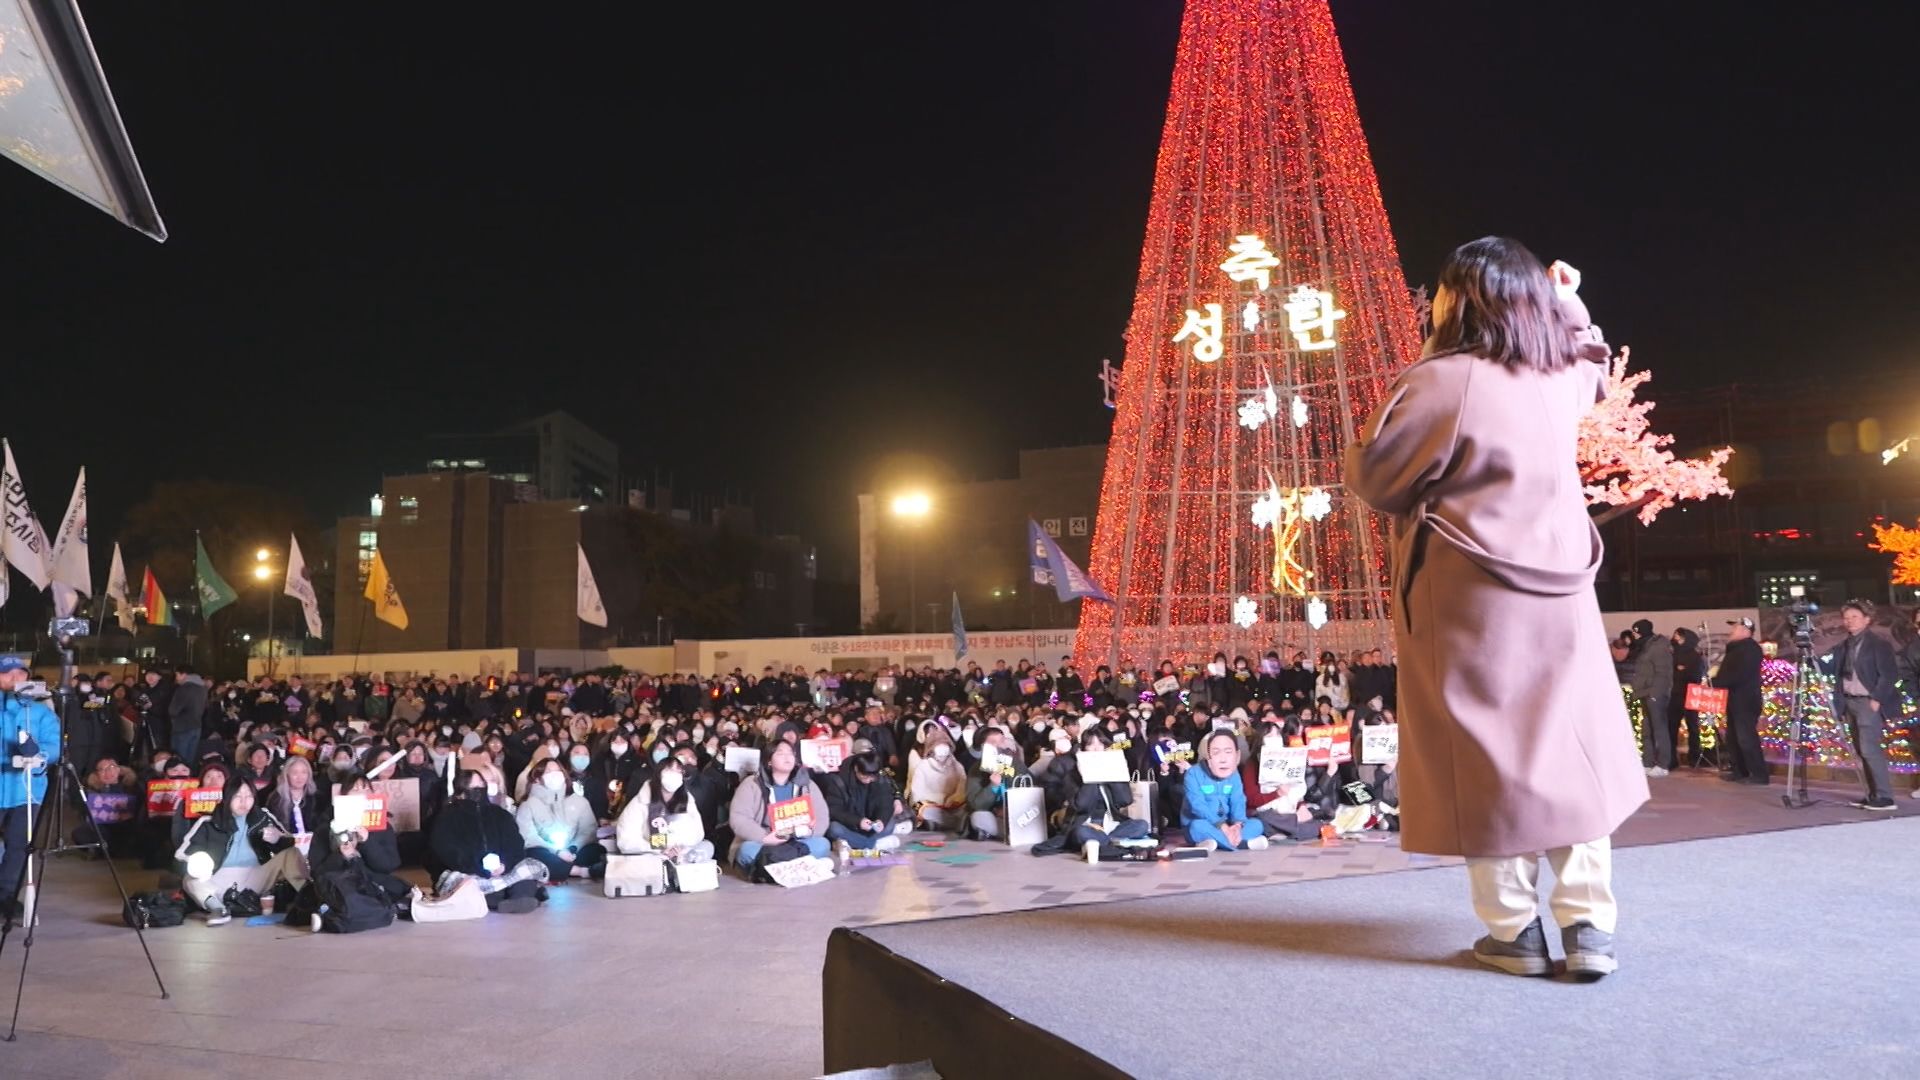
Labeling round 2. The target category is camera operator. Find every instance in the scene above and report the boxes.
[1713,618,1767,784]
[1823,600,1899,812]
[0,656,62,924]
[134,668,174,763]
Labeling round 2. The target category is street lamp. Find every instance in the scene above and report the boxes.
[890,491,932,632]
[253,549,279,678]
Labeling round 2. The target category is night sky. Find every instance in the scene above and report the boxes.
[4,2,1915,577]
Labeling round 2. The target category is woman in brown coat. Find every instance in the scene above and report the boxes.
[1345,237,1647,981]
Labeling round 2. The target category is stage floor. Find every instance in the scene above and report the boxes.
[834,814,1919,1079]
[0,771,1905,1080]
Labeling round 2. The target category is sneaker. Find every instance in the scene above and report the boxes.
[1246,836,1270,851]
[1083,840,1100,864]
[1644,767,1669,778]
[833,839,852,869]
[1857,797,1897,813]
[1196,839,1219,852]
[205,908,232,927]
[1910,789,1920,800]
[309,913,324,933]
[1472,917,1552,977]
[1561,921,1618,980]
[874,835,901,852]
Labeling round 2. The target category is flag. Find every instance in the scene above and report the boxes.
[1027,518,1114,604]
[951,591,967,660]
[194,535,238,618]
[1,440,50,591]
[142,565,172,626]
[576,544,607,627]
[284,534,323,638]
[49,469,89,596]
[107,543,134,631]
[364,549,408,629]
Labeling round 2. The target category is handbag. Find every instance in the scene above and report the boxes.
[222,887,264,917]
[1001,775,1048,848]
[668,860,720,894]
[748,838,812,884]
[604,852,668,898]
[123,890,188,929]
[1126,771,1160,835]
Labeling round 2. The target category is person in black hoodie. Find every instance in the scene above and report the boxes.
[821,750,910,855]
[1061,728,1150,862]
[579,733,641,822]
[428,770,527,883]
[174,777,308,924]
[1667,628,1705,770]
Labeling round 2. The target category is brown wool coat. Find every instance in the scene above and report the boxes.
[1344,348,1648,858]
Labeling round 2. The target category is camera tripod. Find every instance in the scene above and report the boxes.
[1778,635,1857,810]
[0,753,170,1042]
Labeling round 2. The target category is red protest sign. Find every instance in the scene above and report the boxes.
[800,737,852,772]
[1305,725,1335,767]
[145,779,194,816]
[1328,722,1353,765]
[1684,684,1728,715]
[1019,677,1039,696]
[183,788,224,818]
[769,795,812,835]
[361,796,388,831]
[290,736,316,758]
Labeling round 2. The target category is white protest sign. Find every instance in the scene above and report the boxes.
[764,856,836,888]
[1076,748,1128,784]
[1360,724,1399,765]
[1151,676,1180,696]
[724,746,761,777]
[1259,745,1309,788]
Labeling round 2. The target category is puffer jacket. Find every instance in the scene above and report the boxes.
[514,779,597,852]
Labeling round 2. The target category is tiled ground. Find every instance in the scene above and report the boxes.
[0,770,1901,1080]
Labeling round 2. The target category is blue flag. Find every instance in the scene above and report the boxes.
[1027,519,1114,604]
[951,591,967,660]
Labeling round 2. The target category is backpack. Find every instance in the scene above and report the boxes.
[123,890,189,929]
[312,863,396,933]
[748,838,811,884]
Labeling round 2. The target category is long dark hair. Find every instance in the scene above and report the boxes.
[1424,236,1577,372]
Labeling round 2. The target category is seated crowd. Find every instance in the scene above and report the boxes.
[45,648,1400,929]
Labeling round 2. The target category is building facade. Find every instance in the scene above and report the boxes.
[421,410,622,506]
[859,446,1106,633]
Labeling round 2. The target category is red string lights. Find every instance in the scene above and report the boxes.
[1076,0,1420,669]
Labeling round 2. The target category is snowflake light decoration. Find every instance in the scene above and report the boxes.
[1250,488,1282,529]
[1232,595,1260,629]
[1291,395,1309,428]
[1238,397,1269,430]
[1242,299,1260,332]
[1305,595,1329,629]
[1299,487,1332,522]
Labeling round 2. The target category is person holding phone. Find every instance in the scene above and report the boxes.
[515,758,605,883]
[174,777,308,925]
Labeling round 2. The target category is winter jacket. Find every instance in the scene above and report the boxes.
[1068,779,1134,830]
[726,760,830,861]
[428,797,526,877]
[613,782,706,855]
[820,762,900,830]
[173,806,276,876]
[1181,764,1251,828]
[1670,630,1703,703]
[0,692,60,808]
[1630,635,1674,703]
[515,780,598,852]
[168,675,209,740]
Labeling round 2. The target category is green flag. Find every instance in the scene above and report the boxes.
[195,535,238,617]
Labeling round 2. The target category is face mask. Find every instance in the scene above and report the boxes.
[540,772,567,793]
[78,683,92,694]
[467,787,488,801]
[333,759,353,773]
[660,774,683,794]
[1053,742,1072,755]
[611,742,629,756]
[653,747,669,763]
[569,755,590,771]
[932,744,951,760]
[545,743,559,757]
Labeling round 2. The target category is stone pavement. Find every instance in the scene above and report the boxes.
[0,770,1897,1080]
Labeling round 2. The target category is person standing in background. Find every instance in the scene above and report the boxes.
[1824,600,1899,812]
[1713,617,1766,785]
[1628,620,1673,778]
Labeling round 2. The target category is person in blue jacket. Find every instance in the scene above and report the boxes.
[1182,729,1268,851]
[0,656,62,924]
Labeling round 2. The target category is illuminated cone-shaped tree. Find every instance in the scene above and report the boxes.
[1076,0,1419,669]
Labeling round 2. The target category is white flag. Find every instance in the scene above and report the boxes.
[106,542,134,631]
[283,534,324,638]
[0,441,50,591]
[577,543,607,627]
[50,469,90,596]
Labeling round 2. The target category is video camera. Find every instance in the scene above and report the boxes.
[1786,586,1818,651]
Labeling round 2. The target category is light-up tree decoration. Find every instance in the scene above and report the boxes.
[1577,348,1734,526]
[1075,0,1419,668]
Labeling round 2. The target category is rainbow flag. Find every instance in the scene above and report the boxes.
[141,566,172,626]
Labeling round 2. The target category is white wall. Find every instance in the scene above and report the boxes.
[250,648,528,682]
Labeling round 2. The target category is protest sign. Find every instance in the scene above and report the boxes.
[1360,724,1399,765]
[1152,675,1181,696]
[146,778,193,816]
[1018,677,1039,696]
[368,778,421,832]
[723,745,761,777]
[800,737,852,772]
[289,736,316,758]
[1328,722,1353,765]
[764,856,835,888]
[87,791,134,824]
[1260,745,1309,787]
[770,795,812,835]
[1076,748,1128,784]
[183,788,223,818]
[1684,684,1728,715]
[1304,726,1334,766]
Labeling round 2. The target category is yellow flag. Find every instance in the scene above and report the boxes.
[363,550,409,630]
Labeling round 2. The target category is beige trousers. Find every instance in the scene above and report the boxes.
[1464,837,1616,941]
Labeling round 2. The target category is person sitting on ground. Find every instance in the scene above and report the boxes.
[579,732,639,823]
[428,770,544,913]
[1182,729,1270,851]
[174,777,308,925]
[963,726,1030,840]
[236,742,278,793]
[614,757,714,864]
[906,726,967,832]
[822,750,911,858]
[516,757,606,883]
[727,738,831,874]
[267,753,324,848]
[290,770,414,928]
[1064,728,1151,862]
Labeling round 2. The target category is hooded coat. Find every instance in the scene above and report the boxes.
[726,752,830,862]
[1343,295,1648,858]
